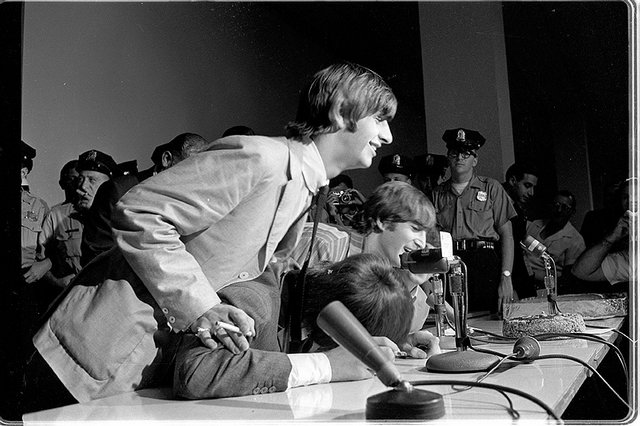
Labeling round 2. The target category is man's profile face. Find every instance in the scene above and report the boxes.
[511,173,538,205]
[382,173,411,184]
[76,170,110,210]
[338,114,392,170]
[376,221,426,268]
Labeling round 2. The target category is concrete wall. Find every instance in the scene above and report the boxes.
[419,2,514,181]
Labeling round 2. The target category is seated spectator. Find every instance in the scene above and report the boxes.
[572,210,631,293]
[523,190,586,294]
[80,133,207,265]
[378,153,414,184]
[581,178,631,249]
[174,253,412,400]
[289,181,447,359]
[412,153,448,199]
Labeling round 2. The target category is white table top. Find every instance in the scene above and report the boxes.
[23,316,628,425]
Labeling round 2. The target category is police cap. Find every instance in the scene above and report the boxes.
[378,153,414,177]
[442,128,486,152]
[77,149,118,178]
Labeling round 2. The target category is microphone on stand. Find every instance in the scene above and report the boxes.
[520,235,558,313]
[317,301,445,420]
[400,232,500,373]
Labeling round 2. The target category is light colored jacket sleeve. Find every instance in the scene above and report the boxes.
[112,141,272,331]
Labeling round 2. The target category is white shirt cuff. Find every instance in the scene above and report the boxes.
[287,352,332,389]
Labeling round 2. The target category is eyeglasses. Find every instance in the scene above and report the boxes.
[447,151,475,160]
[551,202,573,211]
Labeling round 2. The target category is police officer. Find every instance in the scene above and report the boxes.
[431,128,516,314]
[37,149,119,290]
[19,142,51,359]
[378,153,414,184]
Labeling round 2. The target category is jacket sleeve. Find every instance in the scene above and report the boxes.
[173,336,292,399]
[112,139,276,331]
[174,269,292,399]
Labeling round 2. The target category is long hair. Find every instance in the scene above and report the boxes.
[352,181,436,235]
[301,253,413,349]
[286,62,397,141]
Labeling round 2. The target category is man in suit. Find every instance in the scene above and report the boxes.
[174,254,412,399]
[25,62,397,413]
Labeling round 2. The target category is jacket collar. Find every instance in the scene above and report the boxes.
[288,137,329,194]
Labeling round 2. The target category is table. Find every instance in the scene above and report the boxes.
[23,316,629,424]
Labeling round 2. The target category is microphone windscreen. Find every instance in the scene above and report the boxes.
[521,235,547,255]
[513,336,541,360]
[317,301,402,387]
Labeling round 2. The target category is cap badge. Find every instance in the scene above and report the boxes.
[86,150,97,161]
[476,191,487,202]
[392,154,401,167]
[457,129,466,142]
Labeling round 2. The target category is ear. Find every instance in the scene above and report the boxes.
[471,155,478,168]
[161,151,174,169]
[328,94,346,130]
[508,175,518,186]
[375,218,387,232]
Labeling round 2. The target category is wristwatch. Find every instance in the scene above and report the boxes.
[502,270,512,277]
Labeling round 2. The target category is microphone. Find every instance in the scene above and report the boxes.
[513,336,541,361]
[316,300,403,387]
[317,301,445,420]
[521,235,550,259]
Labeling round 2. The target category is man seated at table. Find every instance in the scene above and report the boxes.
[288,181,450,359]
[174,253,413,399]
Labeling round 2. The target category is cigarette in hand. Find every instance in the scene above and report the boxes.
[215,320,253,336]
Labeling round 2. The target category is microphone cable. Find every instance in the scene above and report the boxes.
[409,379,562,422]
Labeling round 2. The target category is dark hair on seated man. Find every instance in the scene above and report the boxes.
[302,253,413,350]
[352,181,436,235]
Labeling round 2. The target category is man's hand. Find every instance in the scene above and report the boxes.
[497,275,514,314]
[325,336,397,382]
[190,303,255,354]
[607,214,630,244]
[401,329,441,359]
[23,259,52,283]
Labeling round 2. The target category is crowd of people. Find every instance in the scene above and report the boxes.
[13,61,633,419]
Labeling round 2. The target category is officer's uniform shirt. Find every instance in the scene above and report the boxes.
[21,189,49,269]
[40,202,84,277]
[432,174,516,241]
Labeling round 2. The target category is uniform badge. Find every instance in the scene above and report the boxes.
[26,211,39,221]
[457,129,466,141]
[476,191,487,202]
[392,154,401,166]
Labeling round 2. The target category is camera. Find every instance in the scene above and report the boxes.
[331,189,357,205]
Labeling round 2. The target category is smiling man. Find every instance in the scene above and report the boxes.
[288,181,445,359]
[25,62,397,413]
[431,128,516,315]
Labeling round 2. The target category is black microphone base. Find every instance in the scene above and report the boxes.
[425,350,500,373]
[366,388,445,420]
